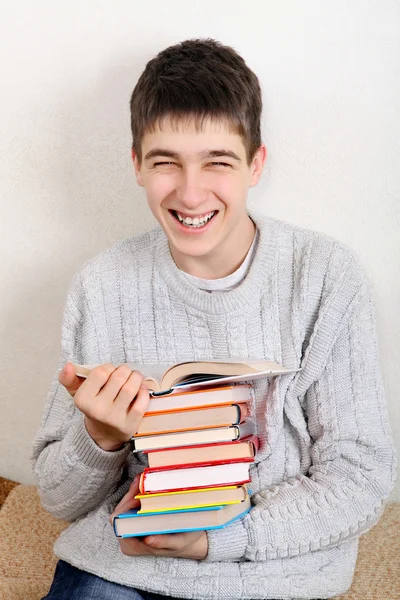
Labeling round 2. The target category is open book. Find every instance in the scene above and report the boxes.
[73,359,300,396]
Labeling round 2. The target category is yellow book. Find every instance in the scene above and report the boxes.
[136,485,248,513]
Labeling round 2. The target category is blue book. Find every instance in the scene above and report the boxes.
[113,496,251,538]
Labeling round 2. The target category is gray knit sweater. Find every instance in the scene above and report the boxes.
[31,212,396,600]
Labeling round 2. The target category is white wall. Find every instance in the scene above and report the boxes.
[1,0,399,499]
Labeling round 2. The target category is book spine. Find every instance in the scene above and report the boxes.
[233,404,241,426]
[236,420,255,440]
[235,403,250,424]
[112,516,120,537]
[232,425,240,441]
[139,472,145,494]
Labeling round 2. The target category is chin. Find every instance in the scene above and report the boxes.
[172,240,217,259]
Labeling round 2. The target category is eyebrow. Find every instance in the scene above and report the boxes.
[144,148,242,162]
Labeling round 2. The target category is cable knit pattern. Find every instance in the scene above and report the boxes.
[31,212,396,600]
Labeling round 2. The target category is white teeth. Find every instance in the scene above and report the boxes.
[175,211,215,228]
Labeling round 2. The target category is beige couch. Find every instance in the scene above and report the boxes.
[0,479,399,600]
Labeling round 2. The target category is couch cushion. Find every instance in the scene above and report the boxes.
[0,476,19,507]
[0,484,68,600]
[336,502,399,600]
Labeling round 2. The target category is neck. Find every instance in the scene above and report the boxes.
[155,211,274,315]
[170,215,256,279]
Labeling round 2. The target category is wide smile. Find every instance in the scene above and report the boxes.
[169,209,218,231]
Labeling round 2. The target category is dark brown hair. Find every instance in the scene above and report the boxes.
[130,38,262,166]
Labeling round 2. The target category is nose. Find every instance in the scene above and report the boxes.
[176,167,207,210]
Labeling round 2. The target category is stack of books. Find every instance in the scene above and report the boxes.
[113,384,257,538]
[73,359,300,538]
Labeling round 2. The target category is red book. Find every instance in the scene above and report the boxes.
[139,458,253,494]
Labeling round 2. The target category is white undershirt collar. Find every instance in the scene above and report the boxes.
[179,228,259,293]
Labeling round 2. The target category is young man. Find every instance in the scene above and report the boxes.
[32,39,395,600]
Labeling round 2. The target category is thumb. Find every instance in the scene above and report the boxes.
[109,475,141,523]
[58,362,84,397]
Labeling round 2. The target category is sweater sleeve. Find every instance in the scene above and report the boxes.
[31,272,143,522]
[206,256,396,562]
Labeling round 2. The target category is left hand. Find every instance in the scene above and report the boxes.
[110,476,208,560]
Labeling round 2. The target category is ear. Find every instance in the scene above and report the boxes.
[131,148,144,187]
[249,144,267,187]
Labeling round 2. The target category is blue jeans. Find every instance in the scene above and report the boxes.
[41,560,182,599]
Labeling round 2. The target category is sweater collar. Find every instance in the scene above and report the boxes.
[155,211,279,315]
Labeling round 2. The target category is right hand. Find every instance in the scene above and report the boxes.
[59,362,150,452]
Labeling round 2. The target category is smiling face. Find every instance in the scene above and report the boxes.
[132,117,267,278]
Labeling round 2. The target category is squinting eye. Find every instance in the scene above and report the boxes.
[211,162,231,167]
[154,162,176,166]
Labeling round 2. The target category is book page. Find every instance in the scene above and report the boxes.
[73,363,170,384]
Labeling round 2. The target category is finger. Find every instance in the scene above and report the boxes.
[127,384,151,427]
[119,537,150,556]
[110,493,140,521]
[97,365,137,405]
[117,476,141,509]
[58,362,85,398]
[110,495,140,524]
[144,529,206,552]
[144,532,186,551]
[116,482,139,509]
[113,370,144,412]
[129,474,141,496]
[79,364,118,398]
[73,363,117,412]
[109,476,141,522]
